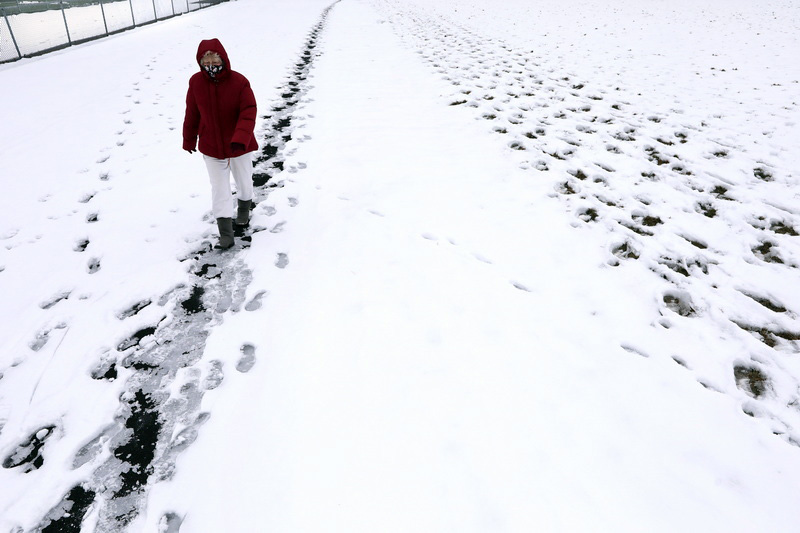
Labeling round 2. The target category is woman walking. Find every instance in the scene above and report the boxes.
[183,38,258,249]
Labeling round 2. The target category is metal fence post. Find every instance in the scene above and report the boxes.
[151,0,157,20]
[99,0,109,36]
[59,0,72,45]
[2,6,22,59]
[128,0,135,27]
[170,0,175,17]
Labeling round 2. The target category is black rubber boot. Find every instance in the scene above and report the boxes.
[235,199,253,226]
[215,217,234,249]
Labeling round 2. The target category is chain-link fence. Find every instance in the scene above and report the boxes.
[1,0,228,63]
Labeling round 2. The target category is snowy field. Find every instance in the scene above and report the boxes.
[1,0,799,531]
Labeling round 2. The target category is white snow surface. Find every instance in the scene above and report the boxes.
[1,0,800,531]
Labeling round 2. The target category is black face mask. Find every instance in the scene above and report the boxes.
[203,64,224,78]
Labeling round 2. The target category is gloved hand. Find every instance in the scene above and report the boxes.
[231,142,245,153]
[185,148,196,154]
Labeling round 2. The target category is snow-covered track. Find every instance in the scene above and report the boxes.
[372,0,800,447]
[5,4,341,531]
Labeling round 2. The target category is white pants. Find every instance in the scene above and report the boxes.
[203,153,254,219]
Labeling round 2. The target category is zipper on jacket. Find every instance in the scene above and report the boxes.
[209,82,226,158]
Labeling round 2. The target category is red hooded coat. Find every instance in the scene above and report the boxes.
[182,39,258,159]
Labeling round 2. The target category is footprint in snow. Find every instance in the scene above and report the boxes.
[1,228,19,240]
[29,330,51,351]
[236,344,256,373]
[203,360,224,390]
[116,322,159,351]
[116,299,152,320]
[90,356,118,381]
[72,425,117,468]
[621,344,650,358]
[2,425,57,472]
[87,258,101,274]
[39,290,71,310]
[472,252,493,264]
[244,290,268,311]
[159,512,183,533]
[752,240,786,265]
[511,281,532,292]
[79,192,95,204]
[29,323,67,352]
[275,253,289,269]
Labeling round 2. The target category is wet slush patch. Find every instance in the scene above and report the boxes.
[117,324,158,351]
[2,425,57,472]
[194,262,222,280]
[181,285,206,314]
[113,390,161,497]
[40,486,97,533]
[91,360,118,381]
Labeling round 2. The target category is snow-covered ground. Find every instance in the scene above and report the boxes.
[1,0,799,531]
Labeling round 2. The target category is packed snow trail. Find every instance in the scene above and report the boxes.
[9,5,342,531]
[144,1,800,532]
[0,0,334,531]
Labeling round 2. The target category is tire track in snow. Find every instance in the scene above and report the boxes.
[7,4,340,532]
[371,0,800,449]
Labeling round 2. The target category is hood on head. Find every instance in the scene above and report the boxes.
[196,38,231,71]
